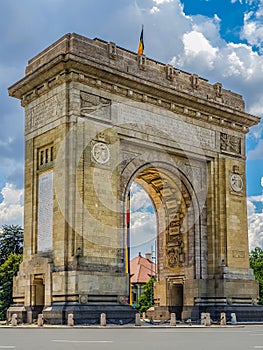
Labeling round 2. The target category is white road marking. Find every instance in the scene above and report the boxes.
[254,346,263,348]
[0,347,16,349]
[151,330,246,333]
[52,340,112,343]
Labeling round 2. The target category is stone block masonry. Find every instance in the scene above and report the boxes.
[7,33,261,324]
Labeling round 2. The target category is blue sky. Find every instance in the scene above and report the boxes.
[0,0,262,253]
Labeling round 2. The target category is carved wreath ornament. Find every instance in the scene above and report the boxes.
[91,142,110,164]
[230,173,243,193]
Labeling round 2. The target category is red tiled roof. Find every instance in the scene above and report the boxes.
[130,255,156,284]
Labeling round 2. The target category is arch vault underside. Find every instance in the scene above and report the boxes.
[121,152,208,318]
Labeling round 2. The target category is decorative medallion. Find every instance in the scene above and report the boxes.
[230,173,243,193]
[91,142,110,164]
[79,294,88,304]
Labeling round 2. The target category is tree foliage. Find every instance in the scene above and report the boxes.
[249,247,263,305]
[0,225,23,320]
[0,253,22,320]
[0,225,23,265]
[136,277,155,313]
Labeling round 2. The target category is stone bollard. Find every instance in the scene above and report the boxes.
[27,309,33,324]
[100,313,106,327]
[201,312,211,326]
[231,313,237,325]
[11,314,17,326]
[170,313,176,327]
[135,313,141,326]
[220,312,226,325]
[37,314,44,327]
[68,313,74,327]
[201,313,206,326]
[205,313,211,326]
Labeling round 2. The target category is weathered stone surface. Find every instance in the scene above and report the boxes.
[170,313,176,326]
[7,33,261,324]
[220,312,226,325]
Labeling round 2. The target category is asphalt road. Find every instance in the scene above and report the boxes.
[1,326,263,350]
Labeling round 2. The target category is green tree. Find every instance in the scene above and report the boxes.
[0,225,23,265]
[249,247,263,305]
[136,277,155,313]
[0,253,22,320]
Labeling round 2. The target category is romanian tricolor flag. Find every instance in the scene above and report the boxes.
[137,26,144,55]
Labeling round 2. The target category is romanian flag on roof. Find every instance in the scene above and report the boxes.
[137,26,144,55]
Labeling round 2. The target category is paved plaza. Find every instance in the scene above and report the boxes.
[1,326,263,350]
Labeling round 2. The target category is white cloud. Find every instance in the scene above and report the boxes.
[130,183,153,211]
[241,2,263,51]
[153,0,174,4]
[150,6,160,14]
[130,183,157,256]
[249,194,263,203]
[150,0,175,14]
[248,176,263,250]
[130,210,157,258]
[214,14,221,22]
[171,30,218,70]
[248,198,263,251]
[166,7,263,119]
[247,121,263,146]
[183,31,218,57]
[0,183,23,227]
[247,96,263,116]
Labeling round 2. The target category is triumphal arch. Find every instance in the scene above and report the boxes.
[8,33,260,324]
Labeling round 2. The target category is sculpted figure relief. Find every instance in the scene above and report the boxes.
[91,142,110,164]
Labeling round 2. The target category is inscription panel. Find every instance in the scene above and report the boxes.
[116,103,216,150]
[37,170,53,252]
[25,92,64,132]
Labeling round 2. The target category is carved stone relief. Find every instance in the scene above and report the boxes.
[26,94,63,132]
[80,92,111,120]
[220,133,241,155]
[229,173,243,193]
[91,142,110,165]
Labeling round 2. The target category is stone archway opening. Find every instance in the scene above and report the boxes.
[129,182,157,306]
[129,182,157,260]
[126,164,200,319]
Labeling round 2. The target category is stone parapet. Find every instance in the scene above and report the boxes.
[9,33,259,131]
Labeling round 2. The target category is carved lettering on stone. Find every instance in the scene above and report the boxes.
[220,133,241,155]
[117,104,216,150]
[37,170,53,252]
[26,95,61,131]
[80,92,111,120]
